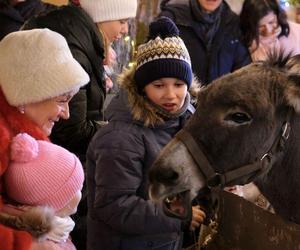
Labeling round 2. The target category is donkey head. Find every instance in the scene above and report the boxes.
[149,55,300,218]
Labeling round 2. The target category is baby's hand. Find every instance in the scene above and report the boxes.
[189,205,206,231]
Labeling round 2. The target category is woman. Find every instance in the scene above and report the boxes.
[86,17,206,250]
[240,0,300,61]
[0,28,88,250]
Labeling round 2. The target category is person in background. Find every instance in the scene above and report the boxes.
[0,28,88,250]
[2,133,84,250]
[0,0,55,40]
[240,0,300,61]
[22,2,137,249]
[159,0,251,85]
[86,17,206,250]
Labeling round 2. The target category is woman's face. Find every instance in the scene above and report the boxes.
[144,77,188,113]
[98,19,129,43]
[258,11,279,37]
[22,92,74,136]
[198,0,222,13]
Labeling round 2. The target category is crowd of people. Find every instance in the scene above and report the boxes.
[0,0,299,249]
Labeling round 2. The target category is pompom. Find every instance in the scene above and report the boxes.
[148,17,179,40]
[10,133,39,162]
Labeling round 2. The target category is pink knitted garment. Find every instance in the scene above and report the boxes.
[5,133,84,211]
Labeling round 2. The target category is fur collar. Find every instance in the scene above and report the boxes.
[118,65,201,127]
[0,206,54,238]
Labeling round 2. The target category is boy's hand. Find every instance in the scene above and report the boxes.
[189,205,206,231]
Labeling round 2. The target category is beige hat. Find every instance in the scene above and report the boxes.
[80,0,137,23]
[0,29,89,107]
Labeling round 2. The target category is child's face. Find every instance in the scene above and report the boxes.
[56,190,82,217]
[144,78,187,113]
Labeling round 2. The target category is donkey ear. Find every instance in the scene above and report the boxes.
[284,55,300,113]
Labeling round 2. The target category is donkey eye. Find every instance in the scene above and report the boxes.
[224,112,252,124]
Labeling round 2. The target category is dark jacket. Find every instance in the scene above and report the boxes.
[0,0,55,40]
[86,67,199,250]
[160,0,251,85]
[23,5,106,162]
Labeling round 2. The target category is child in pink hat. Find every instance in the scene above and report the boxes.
[1,133,84,249]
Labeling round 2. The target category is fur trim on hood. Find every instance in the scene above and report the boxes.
[0,206,54,239]
[118,65,201,126]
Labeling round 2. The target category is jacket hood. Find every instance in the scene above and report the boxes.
[0,206,54,238]
[110,65,201,127]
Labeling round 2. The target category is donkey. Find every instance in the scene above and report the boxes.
[149,55,300,225]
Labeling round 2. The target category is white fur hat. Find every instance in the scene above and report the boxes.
[80,0,137,23]
[0,29,89,107]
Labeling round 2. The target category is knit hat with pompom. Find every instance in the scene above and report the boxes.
[134,16,192,93]
[5,133,84,212]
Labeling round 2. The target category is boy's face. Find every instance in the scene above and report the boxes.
[198,0,222,13]
[144,77,188,113]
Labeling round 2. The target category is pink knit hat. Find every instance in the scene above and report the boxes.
[5,133,84,212]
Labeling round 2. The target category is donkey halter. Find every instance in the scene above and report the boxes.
[174,109,293,249]
[175,109,293,190]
